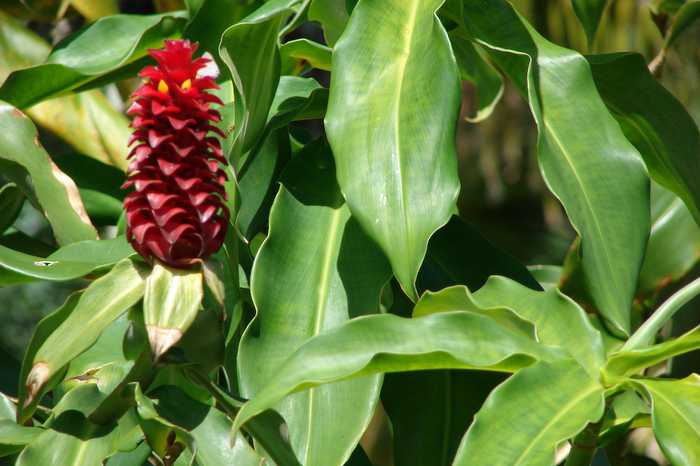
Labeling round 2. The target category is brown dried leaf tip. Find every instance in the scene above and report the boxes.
[123,39,230,268]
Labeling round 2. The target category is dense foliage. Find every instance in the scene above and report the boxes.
[0,0,699,465]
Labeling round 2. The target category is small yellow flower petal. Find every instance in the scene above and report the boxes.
[181,79,192,90]
[157,80,169,93]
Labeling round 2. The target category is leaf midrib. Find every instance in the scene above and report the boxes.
[512,384,600,465]
[390,0,420,254]
[542,120,623,314]
[304,207,344,464]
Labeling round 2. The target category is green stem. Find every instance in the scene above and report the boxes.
[623,276,700,351]
[564,422,601,466]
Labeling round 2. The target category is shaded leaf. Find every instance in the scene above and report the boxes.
[666,0,700,47]
[588,52,700,225]
[449,29,503,122]
[571,0,608,46]
[462,0,650,336]
[219,0,300,158]
[638,184,700,296]
[308,0,349,46]
[280,38,332,75]
[0,183,23,234]
[453,359,605,466]
[325,0,461,299]
[417,215,540,294]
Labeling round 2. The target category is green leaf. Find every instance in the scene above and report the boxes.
[571,0,608,46]
[238,143,391,466]
[188,370,302,466]
[104,442,151,466]
[280,38,332,75]
[16,385,141,466]
[633,375,700,466]
[0,421,42,457]
[666,0,700,47]
[638,184,700,295]
[134,385,264,466]
[0,183,23,234]
[183,0,260,69]
[472,276,606,377]
[232,310,562,435]
[382,370,505,466]
[0,11,131,169]
[453,359,605,466]
[0,236,134,283]
[325,0,461,299]
[219,0,300,158]
[449,29,503,122]
[462,0,650,336]
[0,102,98,245]
[308,0,349,46]
[144,262,203,360]
[417,215,540,294]
[23,259,147,410]
[588,52,700,225]
[604,326,700,380]
[0,12,186,108]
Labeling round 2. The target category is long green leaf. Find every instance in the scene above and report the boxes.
[0,183,23,234]
[0,236,134,284]
[571,0,608,46]
[280,38,332,74]
[666,0,700,47]
[239,143,391,466]
[0,12,186,108]
[461,0,650,335]
[638,184,700,295]
[0,102,98,245]
[219,0,300,158]
[472,276,606,377]
[134,385,264,466]
[633,375,700,466]
[17,385,141,466]
[144,262,203,360]
[308,0,349,46]
[604,326,700,380]
[588,52,700,225]
[326,0,461,299]
[24,259,146,409]
[453,359,605,466]
[232,310,562,435]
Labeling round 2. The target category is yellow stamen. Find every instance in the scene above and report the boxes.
[181,79,192,90]
[157,80,169,93]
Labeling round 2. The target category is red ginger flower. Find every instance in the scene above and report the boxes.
[123,39,229,268]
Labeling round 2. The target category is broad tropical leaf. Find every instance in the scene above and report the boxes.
[633,375,700,466]
[461,0,650,336]
[453,359,605,466]
[326,0,461,299]
[238,143,391,466]
[232,310,562,434]
[0,102,98,245]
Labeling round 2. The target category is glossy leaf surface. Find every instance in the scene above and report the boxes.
[454,359,605,466]
[239,144,390,466]
[326,0,461,299]
[462,0,650,335]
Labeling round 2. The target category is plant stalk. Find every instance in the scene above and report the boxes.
[564,422,601,466]
[623,276,700,351]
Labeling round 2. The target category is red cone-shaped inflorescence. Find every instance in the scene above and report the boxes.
[123,39,229,268]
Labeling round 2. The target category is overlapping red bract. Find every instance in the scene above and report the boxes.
[123,39,229,268]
